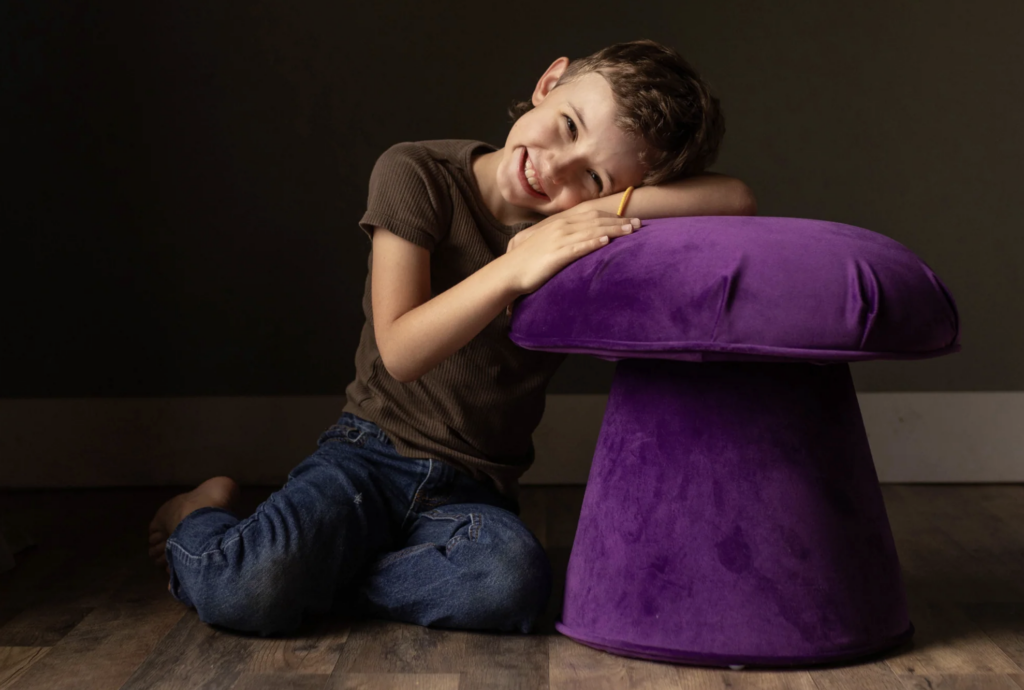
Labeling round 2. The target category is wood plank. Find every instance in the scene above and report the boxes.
[334,619,547,689]
[0,606,91,647]
[895,674,1022,689]
[333,619,468,674]
[807,660,904,689]
[882,486,1024,603]
[327,674,460,690]
[119,611,256,690]
[3,600,183,690]
[231,673,331,690]
[552,634,822,689]
[242,615,350,675]
[549,634,686,690]
[680,669,818,689]
[970,486,1024,524]
[459,631,548,690]
[960,603,1024,670]
[0,647,49,689]
[884,599,1020,675]
[900,486,1024,596]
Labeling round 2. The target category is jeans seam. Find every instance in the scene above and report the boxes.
[445,535,465,555]
[166,539,213,562]
[167,501,271,562]
[403,458,433,527]
[469,512,482,541]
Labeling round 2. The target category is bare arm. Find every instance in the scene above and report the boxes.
[580,173,757,218]
[372,210,635,383]
[371,228,520,383]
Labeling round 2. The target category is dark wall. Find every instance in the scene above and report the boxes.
[3,0,1020,397]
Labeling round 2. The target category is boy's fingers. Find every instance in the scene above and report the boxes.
[569,216,640,234]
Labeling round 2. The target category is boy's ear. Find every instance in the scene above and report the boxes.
[531,57,570,106]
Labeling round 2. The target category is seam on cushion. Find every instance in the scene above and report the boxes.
[922,261,961,346]
[507,336,960,360]
[710,256,743,343]
[854,258,881,350]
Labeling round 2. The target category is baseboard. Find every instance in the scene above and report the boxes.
[0,393,1020,488]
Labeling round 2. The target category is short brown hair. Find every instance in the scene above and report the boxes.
[508,40,726,186]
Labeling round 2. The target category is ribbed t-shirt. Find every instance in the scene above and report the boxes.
[342,139,568,503]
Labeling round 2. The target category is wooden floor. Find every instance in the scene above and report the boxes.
[1,485,1023,689]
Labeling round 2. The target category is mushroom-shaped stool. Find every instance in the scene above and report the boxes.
[508,216,961,667]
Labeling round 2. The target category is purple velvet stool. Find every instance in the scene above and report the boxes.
[508,216,961,667]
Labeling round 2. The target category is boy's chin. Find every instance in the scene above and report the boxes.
[503,196,550,221]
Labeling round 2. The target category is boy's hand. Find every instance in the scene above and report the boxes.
[502,207,641,298]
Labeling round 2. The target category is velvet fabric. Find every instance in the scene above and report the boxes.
[507,216,962,666]
[554,359,914,666]
[508,216,961,363]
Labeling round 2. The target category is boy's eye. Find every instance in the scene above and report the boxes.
[565,115,603,192]
[564,115,578,140]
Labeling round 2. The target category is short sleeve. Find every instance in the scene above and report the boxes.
[358,142,452,251]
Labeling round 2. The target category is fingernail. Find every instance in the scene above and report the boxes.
[631,218,641,227]
[621,224,633,232]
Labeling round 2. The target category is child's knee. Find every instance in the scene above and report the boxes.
[486,536,552,630]
[192,579,305,636]
[454,518,552,632]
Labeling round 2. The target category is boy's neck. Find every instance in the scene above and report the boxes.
[472,148,544,227]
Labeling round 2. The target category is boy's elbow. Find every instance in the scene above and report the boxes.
[380,353,419,384]
[377,340,419,384]
[735,181,758,216]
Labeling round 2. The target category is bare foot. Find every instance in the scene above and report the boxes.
[148,476,241,572]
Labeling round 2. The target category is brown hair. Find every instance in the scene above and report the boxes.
[508,39,726,186]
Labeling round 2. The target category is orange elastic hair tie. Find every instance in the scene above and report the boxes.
[616,186,635,217]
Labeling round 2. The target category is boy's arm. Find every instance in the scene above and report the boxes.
[580,173,757,218]
[372,227,520,384]
[373,210,636,383]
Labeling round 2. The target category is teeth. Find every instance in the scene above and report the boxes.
[524,154,543,194]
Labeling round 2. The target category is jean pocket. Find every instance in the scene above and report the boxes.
[317,423,367,448]
[421,510,484,550]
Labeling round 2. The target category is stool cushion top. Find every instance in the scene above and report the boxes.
[508,216,961,364]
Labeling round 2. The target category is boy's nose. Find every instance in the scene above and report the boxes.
[543,158,570,189]
[545,153,583,187]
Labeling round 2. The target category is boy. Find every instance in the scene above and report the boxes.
[148,39,756,636]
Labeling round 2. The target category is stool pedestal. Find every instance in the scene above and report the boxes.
[556,359,913,667]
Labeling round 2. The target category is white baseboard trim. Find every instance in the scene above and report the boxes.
[0,393,1019,488]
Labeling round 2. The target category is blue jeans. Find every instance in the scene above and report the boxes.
[165,412,552,636]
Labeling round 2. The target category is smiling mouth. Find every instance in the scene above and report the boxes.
[519,148,548,199]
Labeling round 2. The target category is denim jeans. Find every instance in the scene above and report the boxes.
[165,412,552,636]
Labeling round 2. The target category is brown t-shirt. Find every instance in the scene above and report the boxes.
[342,139,568,503]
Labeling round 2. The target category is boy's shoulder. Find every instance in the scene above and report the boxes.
[378,139,496,172]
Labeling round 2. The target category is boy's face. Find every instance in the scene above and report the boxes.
[496,59,648,216]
